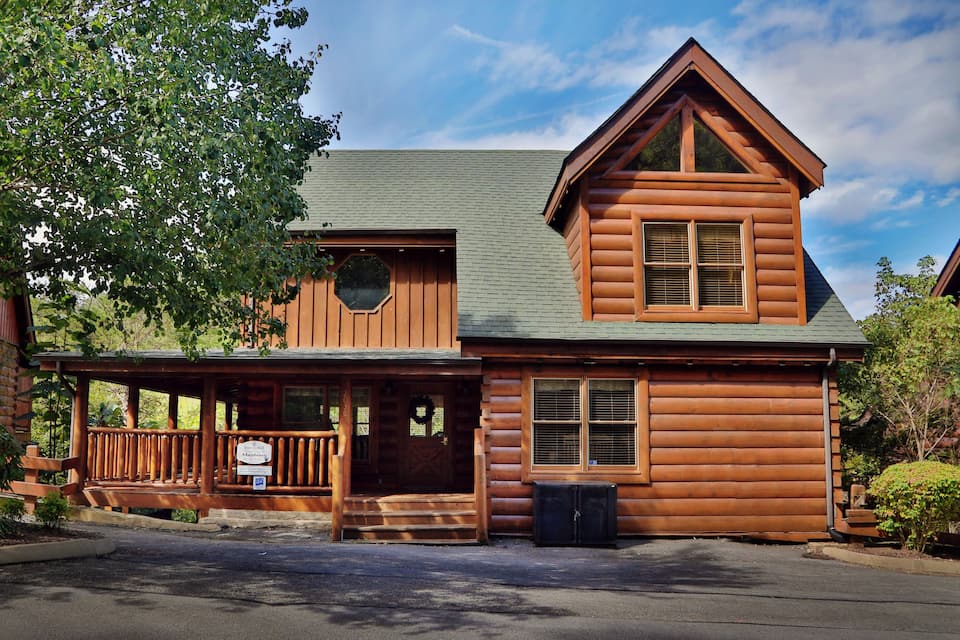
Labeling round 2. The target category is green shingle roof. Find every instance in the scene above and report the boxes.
[294,150,866,348]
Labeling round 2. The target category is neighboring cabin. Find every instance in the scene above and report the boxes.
[35,39,867,543]
[0,292,32,444]
[932,239,960,303]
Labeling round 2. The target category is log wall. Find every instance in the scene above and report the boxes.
[573,74,805,324]
[481,362,834,539]
[0,298,30,442]
[276,248,458,349]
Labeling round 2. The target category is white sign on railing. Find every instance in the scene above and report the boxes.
[236,440,272,465]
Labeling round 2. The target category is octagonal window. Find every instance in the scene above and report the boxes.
[335,254,391,311]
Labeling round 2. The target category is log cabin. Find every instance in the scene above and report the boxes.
[35,39,868,543]
[0,292,32,444]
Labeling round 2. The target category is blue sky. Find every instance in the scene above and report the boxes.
[287,0,959,319]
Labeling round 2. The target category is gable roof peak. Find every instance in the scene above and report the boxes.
[543,38,826,225]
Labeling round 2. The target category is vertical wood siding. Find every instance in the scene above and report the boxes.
[276,249,458,349]
[482,363,829,538]
[0,298,19,345]
[580,74,804,324]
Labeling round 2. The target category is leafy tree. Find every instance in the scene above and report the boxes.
[0,1,338,358]
[843,257,960,464]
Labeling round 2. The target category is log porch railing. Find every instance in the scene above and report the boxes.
[214,430,338,492]
[84,427,337,493]
[86,427,201,485]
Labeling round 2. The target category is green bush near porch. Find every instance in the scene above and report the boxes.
[870,461,960,553]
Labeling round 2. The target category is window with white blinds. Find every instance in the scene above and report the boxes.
[643,223,691,306]
[588,380,637,466]
[533,378,637,469]
[533,379,581,465]
[642,221,745,310]
[696,223,744,306]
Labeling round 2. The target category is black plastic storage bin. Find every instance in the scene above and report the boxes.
[533,481,617,546]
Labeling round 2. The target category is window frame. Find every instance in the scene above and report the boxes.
[280,383,377,466]
[332,252,394,315]
[603,97,768,178]
[632,211,758,323]
[522,370,650,485]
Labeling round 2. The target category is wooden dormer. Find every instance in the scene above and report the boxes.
[276,233,458,349]
[547,39,825,325]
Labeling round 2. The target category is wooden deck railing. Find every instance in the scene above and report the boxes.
[7,445,80,513]
[86,427,201,485]
[83,427,338,494]
[213,430,337,492]
[474,428,488,543]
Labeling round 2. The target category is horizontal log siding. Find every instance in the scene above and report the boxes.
[636,367,826,535]
[481,365,529,535]
[581,74,803,324]
[0,341,20,438]
[562,199,583,296]
[484,364,828,538]
[276,249,458,349]
[829,371,842,516]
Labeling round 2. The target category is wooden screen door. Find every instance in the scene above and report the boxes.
[400,385,453,490]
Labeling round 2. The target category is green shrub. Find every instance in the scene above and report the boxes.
[0,497,26,537]
[171,509,198,524]
[0,497,26,522]
[35,491,70,529]
[869,461,960,553]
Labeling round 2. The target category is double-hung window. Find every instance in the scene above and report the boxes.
[637,217,756,321]
[530,377,645,481]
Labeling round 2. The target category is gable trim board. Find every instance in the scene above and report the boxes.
[543,38,825,228]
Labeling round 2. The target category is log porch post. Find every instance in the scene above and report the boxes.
[167,393,178,429]
[200,376,217,495]
[339,378,353,498]
[125,385,139,429]
[69,375,89,491]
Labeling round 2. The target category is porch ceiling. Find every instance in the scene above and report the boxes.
[36,348,481,400]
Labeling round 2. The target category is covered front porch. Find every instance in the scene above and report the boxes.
[35,349,488,542]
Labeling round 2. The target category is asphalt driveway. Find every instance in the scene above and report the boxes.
[1,524,957,639]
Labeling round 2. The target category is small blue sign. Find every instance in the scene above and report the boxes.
[252,476,267,491]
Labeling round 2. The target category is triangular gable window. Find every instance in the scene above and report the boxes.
[610,98,759,176]
[625,116,680,172]
[693,115,747,173]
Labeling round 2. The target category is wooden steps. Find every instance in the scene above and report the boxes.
[342,493,480,543]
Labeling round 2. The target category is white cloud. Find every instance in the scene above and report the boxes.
[804,178,926,222]
[449,24,581,91]
[937,187,960,207]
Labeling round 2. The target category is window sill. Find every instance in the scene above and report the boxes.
[524,468,649,485]
[636,308,758,323]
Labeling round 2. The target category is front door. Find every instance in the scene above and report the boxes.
[400,385,453,490]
